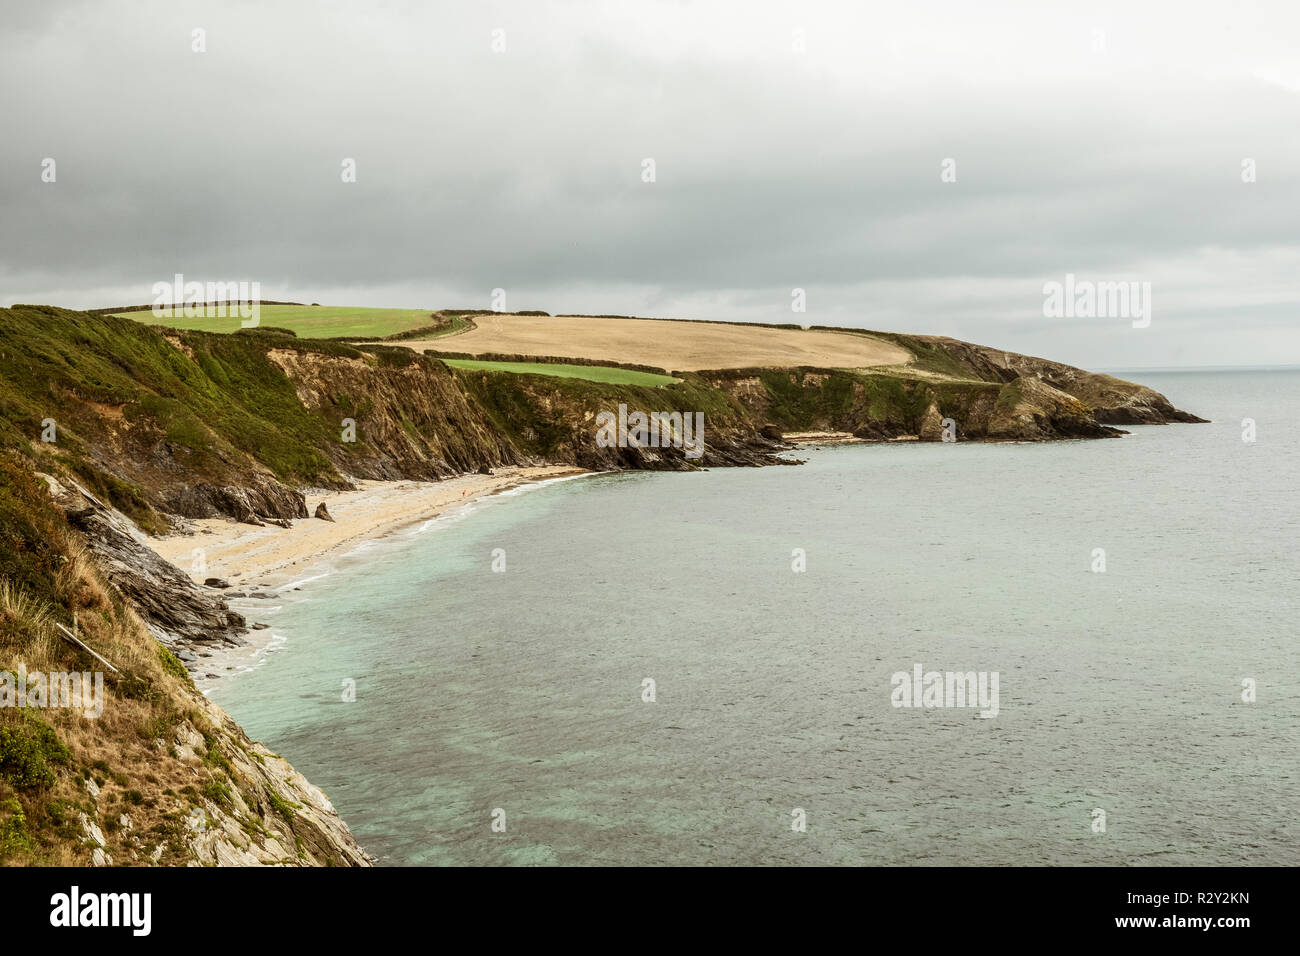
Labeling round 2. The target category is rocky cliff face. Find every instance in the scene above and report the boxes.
[72,695,371,868]
[176,696,371,867]
[912,335,1208,426]
[695,337,1202,444]
[0,307,1204,537]
[0,457,369,868]
[42,475,249,655]
[265,348,518,479]
[161,482,309,523]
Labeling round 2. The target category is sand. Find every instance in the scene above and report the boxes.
[402,314,912,371]
[782,431,864,444]
[149,466,587,590]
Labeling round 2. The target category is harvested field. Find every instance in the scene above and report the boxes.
[403,314,912,371]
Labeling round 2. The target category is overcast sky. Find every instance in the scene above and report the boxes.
[1,0,1296,368]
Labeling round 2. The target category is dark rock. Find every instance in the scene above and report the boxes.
[49,478,249,649]
[248,591,278,600]
[852,420,906,441]
[477,464,493,475]
[759,424,784,441]
[204,577,230,589]
[251,623,269,630]
[314,502,335,522]
[161,481,309,522]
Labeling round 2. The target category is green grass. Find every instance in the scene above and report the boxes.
[113,305,438,339]
[439,359,679,387]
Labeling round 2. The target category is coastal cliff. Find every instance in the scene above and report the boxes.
[0,459,369,866]
[0,304,1203,866]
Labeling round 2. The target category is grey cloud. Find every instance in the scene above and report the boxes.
[1,0,1297,369]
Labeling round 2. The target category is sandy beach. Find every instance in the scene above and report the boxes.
[150,465,588,590]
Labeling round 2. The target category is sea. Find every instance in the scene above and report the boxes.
[209,368,1299,865]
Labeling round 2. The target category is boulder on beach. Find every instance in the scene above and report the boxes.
[314,501,335,522]
[204,577,230,589]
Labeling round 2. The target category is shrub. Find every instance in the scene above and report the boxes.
[0,719,71,791]
[267,790,298,823]
[0,797,31,858]
[202,777,232,806]
[157,646,188,680]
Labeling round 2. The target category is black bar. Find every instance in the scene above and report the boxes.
[4,865,1278,942]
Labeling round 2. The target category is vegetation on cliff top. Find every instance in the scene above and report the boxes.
[110,304,443,339]
[441,358,679,387]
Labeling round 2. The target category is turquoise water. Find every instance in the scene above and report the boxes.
[212,370,1299,865]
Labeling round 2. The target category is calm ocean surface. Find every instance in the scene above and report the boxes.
[211,369,1299,865]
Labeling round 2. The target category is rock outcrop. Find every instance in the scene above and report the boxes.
[914,335,1208,425]
[12,465,370,868]
[162,481,309,523]
[41,475,248,650]
[180,696,371,866]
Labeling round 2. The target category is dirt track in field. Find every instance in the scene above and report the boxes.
[401,314,912,372]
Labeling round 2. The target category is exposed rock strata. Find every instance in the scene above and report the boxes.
[162,481,309,522]
[42,475,249,650]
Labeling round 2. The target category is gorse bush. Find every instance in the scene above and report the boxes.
[0,797,31,858]
[0,718,72,791]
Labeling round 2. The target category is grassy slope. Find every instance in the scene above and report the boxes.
[441,358,679,387]
[0,457,301,865]
[0,308,358,862]
[0,307,754,530]
[0,307,359,528]
[112,305,437,339]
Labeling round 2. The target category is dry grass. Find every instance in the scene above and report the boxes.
[0,579,58,660]
[0,532,236,865]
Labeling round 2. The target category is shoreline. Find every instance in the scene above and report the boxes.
[150,465,591,591]
[148,465,593,689]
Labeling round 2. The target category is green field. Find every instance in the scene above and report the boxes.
[439,358,679,387]
[114,305,447,339]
